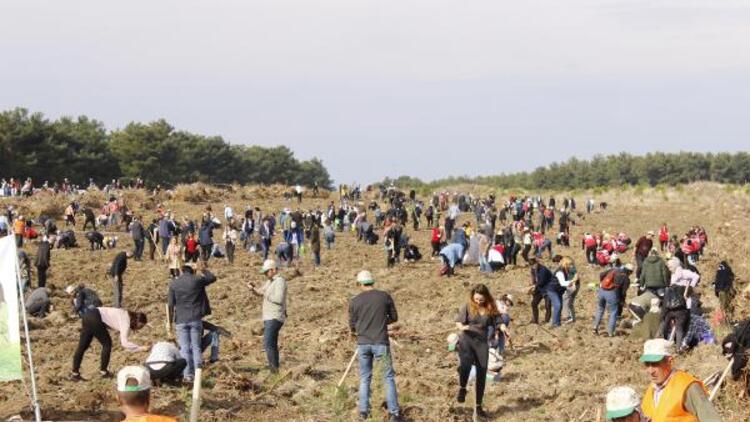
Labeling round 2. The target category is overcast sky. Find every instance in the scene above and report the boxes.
[2,0,749,184]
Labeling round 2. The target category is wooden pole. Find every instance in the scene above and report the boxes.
[337,349,358,388]
[189,368,203,422]
[709,359,734,402]
[165,303,171,337]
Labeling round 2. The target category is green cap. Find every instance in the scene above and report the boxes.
[606,407,636,420]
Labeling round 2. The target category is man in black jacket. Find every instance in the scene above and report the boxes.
[34,237,51,288]
[529,258,552,325]
[85,231,105,250]
[130,217,146,261]
[108,251,132,308]
[83,208,97,231]
[168,263,217,382]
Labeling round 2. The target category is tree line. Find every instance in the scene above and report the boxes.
[383,151,750,191]
[0,108,333,188]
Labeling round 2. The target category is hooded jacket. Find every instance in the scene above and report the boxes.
[638,255,670,289]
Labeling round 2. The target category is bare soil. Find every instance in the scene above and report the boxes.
[2,182,749,421]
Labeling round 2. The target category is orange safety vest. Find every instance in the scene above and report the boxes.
[13,219,25,234]
[642,370,705,422]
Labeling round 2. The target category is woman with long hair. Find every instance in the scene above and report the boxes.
[556,256,580,324]
[166,236,182,278]
[454,284,500,417]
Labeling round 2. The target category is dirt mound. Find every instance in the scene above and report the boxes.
[16,193,69,220]
[170,183,226,204]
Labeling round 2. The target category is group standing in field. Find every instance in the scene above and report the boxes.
[0,177,740,422]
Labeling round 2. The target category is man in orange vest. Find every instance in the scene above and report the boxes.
[639,339,721,421]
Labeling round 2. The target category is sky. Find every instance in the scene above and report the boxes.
[2,0,750,184]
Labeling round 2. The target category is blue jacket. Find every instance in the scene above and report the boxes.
[199,222,216,246]
[440,243,464,268]
[158,219,175,238]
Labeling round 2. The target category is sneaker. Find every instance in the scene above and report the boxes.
[564,318,575,325]
[592,328,599,336]
[457,387,467,403]
[358,412,369,420]
[99,370,113,379]
[389,414,402,422]
[68,372,83,382]
[475,406,488,418]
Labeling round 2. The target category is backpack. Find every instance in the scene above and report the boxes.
[600,270,617,290]
[663,286,687,310]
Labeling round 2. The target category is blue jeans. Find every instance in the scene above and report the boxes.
[261,238,271,260]
[547,290,562,327]
[357,344,399,416]
[263,319,284,369]
[593,289,620,335]
[161,236,171,255]
[313,251,321,266]
[479,255,491,273]
[496,314,511,353]
[176,320,203,379]
[201,330,220,362]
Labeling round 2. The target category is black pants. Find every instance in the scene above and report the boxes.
[185,250,199,263]
[585,247,596,264]
[200,244,212,262]
[660,309,690,347]
[431,240,441,256]
[133,239,144,260]
[72,309,112,373]
[521,245,532,263]
[458,332,489,406]
[226,242,235,264]
[445,218,455,241]
[531,291,551,324]
[148,359,187,384]
[510,243,521,266]
[37,266,48,288]
[66,215,76,227]
[83,218,96,231]
[112,275,123,308]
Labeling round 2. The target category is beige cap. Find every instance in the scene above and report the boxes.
[260,259,278,274]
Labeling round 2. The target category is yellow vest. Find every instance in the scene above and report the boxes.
[642,370,705,422]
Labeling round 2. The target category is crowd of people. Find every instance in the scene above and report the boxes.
[1,177,744,421]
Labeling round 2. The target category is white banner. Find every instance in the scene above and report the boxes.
[0,235,23,381]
